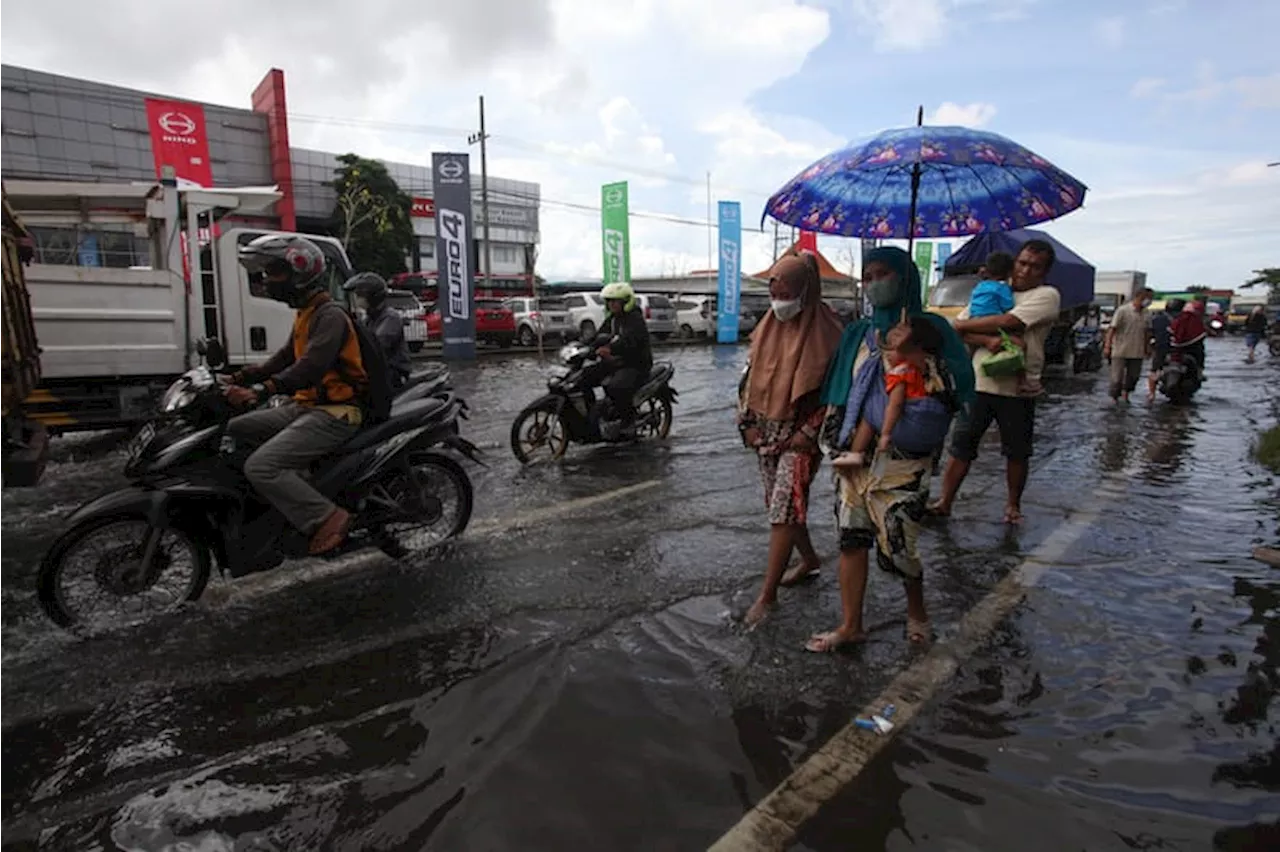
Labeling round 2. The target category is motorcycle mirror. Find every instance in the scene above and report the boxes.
[203,338,227,369]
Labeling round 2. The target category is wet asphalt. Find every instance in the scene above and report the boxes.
[2,338,1277,851]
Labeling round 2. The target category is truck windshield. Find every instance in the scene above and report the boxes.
[930,276,979,308]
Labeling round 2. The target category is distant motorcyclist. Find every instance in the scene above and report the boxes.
[343,272,412,388]
[586,282,652,432]
[226,234,370,555]
[1146,299,1178,402]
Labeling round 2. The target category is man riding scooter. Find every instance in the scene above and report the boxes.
[343,272,412,389]
[226,234,370,555]
[585,282,652,437]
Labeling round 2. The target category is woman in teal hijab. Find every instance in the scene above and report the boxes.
[801,246,974,653]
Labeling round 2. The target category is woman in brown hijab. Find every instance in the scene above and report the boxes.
[738,251,845,626]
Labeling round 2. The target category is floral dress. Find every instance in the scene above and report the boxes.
[738,371,825,527]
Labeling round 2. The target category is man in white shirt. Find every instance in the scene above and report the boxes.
[929,240,1061,525]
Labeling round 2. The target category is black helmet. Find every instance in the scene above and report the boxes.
[1166,298,1185,314]
[239,234,326,305]
[343,272,389,308]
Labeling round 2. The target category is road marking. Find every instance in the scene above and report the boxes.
[708,484,1121,852]
[204,479,663,606]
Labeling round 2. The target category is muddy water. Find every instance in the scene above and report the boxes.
[2,339,1276,850]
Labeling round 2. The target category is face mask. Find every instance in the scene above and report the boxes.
[771,299,802,322]
[865,277,900,308]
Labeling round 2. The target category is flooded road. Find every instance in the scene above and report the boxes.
[3,338,1277,851]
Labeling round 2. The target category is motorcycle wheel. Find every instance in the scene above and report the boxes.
[511,405,569,463]
[37,515,210,631]
[374,454,474,550]
[638,397,673,440]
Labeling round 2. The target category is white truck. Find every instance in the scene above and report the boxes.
[5,178,354,440]
[1093,270,1147,323]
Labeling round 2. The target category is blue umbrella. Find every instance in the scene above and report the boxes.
[763,110,1087,245]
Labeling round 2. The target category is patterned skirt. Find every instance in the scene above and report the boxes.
[758,450,821,526]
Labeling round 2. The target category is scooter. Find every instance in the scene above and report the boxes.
[510,341,678,463]
[37,339,483,631]
[1158,345,1202,405]
[1072,325,1104,373]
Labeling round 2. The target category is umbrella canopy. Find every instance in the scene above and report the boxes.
[944,228,1095,310]
[763,125,1087,240]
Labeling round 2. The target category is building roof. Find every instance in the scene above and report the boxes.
[751,242,854,282]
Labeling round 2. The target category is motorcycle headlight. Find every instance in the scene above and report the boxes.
[160,379,198,413]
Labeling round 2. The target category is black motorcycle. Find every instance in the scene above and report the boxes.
[510,341,677,463]
[1072,325,1104,374]
[1158,346,1202,405]
[37,340,482,631]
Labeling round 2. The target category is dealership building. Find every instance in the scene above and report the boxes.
[0,64,541,291]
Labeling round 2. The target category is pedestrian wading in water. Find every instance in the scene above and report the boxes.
[737,251,844,627]
[806,246,974,652]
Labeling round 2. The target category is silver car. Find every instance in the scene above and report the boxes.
[385,288,428,353]
[636,294,676,339]
[505,296,574,347]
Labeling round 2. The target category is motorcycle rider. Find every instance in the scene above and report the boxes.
[587,282,652,434]
[225,234,370,555]
[1169,298,1207,380]
[343,272,412,388]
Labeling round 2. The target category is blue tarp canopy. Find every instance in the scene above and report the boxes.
[943,228,1095,310]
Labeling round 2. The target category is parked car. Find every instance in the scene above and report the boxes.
[424,299,517,347]
[824,298,860,327]
[675,295,715,338]
[636,293,676,339]
[561,291,608,341]
[506,296,574,347]
[385,288,428,353]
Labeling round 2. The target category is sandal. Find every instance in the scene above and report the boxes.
[804,630,868,653]
[907,617,932,645]
[779,559,821,587]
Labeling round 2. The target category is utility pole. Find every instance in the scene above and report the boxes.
[467,95,492,301]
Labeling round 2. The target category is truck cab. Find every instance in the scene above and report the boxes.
[6,179,354,438]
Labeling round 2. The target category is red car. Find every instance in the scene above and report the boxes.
[424,299,516,348]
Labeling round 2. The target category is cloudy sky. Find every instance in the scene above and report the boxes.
[3,0,1277,289]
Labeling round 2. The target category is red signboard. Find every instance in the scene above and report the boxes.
[411,197,436,218]
[143,97,214,188]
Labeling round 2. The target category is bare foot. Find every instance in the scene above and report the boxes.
[804,628,868,653]
[779,559,821,587]
[926,501,951,518]
[907,617,932,645]
[1002,505,1024,525]
[743,599,776,628]
[832,451,865,469]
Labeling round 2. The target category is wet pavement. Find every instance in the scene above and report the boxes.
[2,338,1277,851]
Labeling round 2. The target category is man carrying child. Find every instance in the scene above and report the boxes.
[929,239,1061,525]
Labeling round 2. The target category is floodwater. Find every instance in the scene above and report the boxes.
[2,338,1277,851]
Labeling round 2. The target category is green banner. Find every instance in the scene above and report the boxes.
[601,181,631,284]
[913,241,934,300]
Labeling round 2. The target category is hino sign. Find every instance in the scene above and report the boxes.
[439,208,470,321]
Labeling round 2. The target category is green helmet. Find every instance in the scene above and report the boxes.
[600,281,637,312]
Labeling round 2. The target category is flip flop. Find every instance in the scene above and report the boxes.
[804,630,868,653]
[779,560,821,588]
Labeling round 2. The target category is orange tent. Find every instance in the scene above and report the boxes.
[752,241,855,282]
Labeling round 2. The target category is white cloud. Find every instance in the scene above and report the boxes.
[1233,73,1280,110]
[850,0,948,52]
[1130,77,1166,99]
[926,102,998,128]
[1095,16,1125,48]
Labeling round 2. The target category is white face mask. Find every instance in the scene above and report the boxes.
[771,299,802,322]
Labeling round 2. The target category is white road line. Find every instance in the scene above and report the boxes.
[203,479,663,606]
[708,486,1120,852]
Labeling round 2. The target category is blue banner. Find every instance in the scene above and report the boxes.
[716,201,741,344]
[432,152,476,360]
[935,241,953,281]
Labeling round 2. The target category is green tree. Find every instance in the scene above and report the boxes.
[330,153,413,278]
[1241,267,1280,302]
